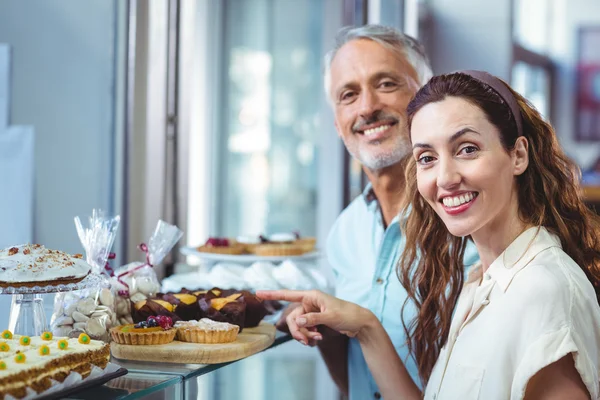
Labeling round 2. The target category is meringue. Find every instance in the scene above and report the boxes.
[272,260,316,290]
[243,262,281,290]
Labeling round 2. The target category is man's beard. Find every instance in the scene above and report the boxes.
[349,134,410,171]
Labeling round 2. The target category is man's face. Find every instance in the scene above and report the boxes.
[330,39,420,171]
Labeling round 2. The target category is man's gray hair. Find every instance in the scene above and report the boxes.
[323,25,433,101]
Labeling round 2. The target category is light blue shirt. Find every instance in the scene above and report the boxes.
[327,184,480,400]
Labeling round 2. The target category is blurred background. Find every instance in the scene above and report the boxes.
[0,0,599,399]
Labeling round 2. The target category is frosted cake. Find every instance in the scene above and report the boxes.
[0,330,110,399]
[0,244,91,288]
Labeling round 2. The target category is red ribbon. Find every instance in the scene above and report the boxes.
[116,243,153,297]
[104,252,116,276]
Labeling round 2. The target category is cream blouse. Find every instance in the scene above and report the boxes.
[424,226,600,400]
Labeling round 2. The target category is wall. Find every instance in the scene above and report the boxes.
[550,0,600,168]
[0,0,118,253]
[0,0,120,327]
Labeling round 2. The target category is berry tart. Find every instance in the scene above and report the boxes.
[110,316,176,345]
[196,237,245,255]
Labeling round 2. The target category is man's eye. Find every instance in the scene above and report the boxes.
[341,92,356,101]
[380,81,397,89]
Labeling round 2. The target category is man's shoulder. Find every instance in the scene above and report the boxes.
[329,195,373,239]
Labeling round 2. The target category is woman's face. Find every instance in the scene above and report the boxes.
[410,96,527,238]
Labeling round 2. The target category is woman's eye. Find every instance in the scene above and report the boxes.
[417,155,435,165]
[459,145,478,155]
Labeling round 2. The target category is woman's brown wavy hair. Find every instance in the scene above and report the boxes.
[398,72,600,384]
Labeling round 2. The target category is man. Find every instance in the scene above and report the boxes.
[278,25,479,399]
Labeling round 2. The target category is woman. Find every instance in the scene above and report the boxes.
[258,71,600,399]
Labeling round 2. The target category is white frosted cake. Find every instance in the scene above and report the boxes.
[0,244,92,288]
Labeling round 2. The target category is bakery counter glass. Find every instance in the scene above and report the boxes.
[66,372,184,399]
[71,332,294,399]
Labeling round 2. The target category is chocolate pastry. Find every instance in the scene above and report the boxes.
[131,299,181,324]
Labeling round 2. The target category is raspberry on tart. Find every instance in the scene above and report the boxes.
[196,237,245,255]
[110,315,176,345]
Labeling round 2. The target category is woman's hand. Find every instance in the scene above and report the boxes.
[257,289,375,344]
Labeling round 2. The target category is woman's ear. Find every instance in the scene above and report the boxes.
[512,136,529,176]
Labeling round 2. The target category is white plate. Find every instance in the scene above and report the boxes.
[180,246,322,263]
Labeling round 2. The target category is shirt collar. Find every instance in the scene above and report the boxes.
[467,226,561,292]
[361,182,408,224]
[362,182,378,205]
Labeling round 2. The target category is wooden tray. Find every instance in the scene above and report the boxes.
[110,322,276,364]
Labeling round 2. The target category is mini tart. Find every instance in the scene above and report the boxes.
[196,242,245,255]
[295,237,316,253]
[174,319,239,344]
[236,235,262,254]
[253,243,305,256]
[110,324,176,345]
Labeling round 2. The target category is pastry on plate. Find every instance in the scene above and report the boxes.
[235,235,262,254]
[253,233,304,257]
[110,316,176,345]
[174,319,239,344]
[196,238,245,255]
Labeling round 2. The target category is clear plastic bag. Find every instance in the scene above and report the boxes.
[111,220,183,325]
[51,209,120,342]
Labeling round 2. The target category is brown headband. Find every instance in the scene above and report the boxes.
[458,70,524,137]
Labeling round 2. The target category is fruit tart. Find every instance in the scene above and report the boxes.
[110,316,176,345]
[196,237,245,255]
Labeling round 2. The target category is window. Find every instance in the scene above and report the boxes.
[511,0,555,122]
[217,0,325,237]
[512,61,551,119]
[513,0,552,54]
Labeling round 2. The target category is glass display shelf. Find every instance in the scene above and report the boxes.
[61,372,183,400]
[73,333,293,399]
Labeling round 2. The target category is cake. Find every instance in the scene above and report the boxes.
[129,288,279,333]
[131,298,181,324]
[110,316,176,345]
[0,331,110,399]
[174,319,239,344]
[0,244,92,288]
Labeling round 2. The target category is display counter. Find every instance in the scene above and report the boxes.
[68,333,293,399]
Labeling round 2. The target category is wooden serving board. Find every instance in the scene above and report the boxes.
[110,323,276,364]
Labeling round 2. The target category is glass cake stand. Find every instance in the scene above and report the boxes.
[0,274,108,336]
